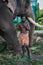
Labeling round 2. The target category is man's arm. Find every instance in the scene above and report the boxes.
[23,22,30,31]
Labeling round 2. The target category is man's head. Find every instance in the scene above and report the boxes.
[21,16,26,22]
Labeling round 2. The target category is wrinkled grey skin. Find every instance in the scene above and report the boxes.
[0,2,22,55]
[0,0,35,56]
[8,0,35,47]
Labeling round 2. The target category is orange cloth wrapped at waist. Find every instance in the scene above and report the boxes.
[19,33,29,45]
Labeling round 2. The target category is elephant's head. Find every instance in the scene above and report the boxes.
[7,0,43,47]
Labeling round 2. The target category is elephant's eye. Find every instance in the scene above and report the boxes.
[2,0,8,3]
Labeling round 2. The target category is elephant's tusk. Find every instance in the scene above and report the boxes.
[27,17,43,27]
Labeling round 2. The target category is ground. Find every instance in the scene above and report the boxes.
[0,35,43,65]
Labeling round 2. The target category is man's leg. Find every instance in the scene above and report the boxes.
[22,45,26,57]
[26,45,31,60]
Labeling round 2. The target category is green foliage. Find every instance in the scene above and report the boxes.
[32,60,43,65]
[0,54,32,65]
[35,3,43,30]
[0,55,43,65]
[0,42,6,52]
[0,39,43,65]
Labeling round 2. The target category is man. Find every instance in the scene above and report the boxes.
[18,16,31,59]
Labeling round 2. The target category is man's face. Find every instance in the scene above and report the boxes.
[22,17,26,22]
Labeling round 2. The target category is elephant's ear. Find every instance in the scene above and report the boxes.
[27,17,43,28]
[7,0,16,13]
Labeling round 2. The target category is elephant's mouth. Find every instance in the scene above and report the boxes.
[27,17,43,28]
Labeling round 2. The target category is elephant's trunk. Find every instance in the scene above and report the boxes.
[27,17,43,27]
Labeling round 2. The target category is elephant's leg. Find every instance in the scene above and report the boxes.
[29,22,35,47]
[0,26,22,55]
[27,6,35,47]
[0,5,22,55]
[0,20,22,55]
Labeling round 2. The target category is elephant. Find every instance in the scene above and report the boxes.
[0,1,22,55]
[7,0,43,46]
[6,0,35,47]
[0,0,43,56]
